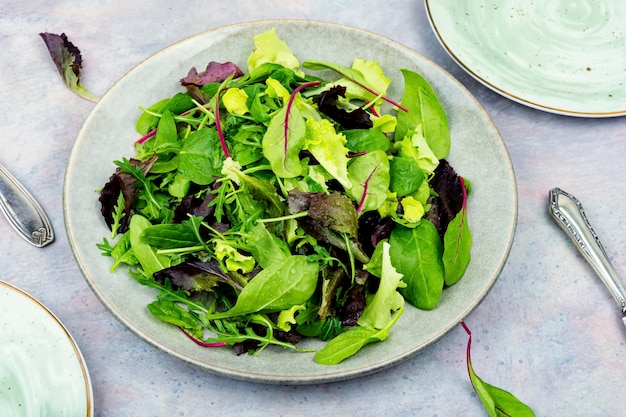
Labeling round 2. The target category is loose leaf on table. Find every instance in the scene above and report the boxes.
[461,322,536,417]
[39,32,99,101]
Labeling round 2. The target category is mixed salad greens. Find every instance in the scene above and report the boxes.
[97,28,472,365]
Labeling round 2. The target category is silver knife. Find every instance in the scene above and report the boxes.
[549,187,626,329]
[0,162,54,247]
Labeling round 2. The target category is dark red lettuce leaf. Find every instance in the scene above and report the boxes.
[317,85,373,129]
[153,259,241,292]
[99,156,157,233]
[180,61,244,86]
[424,159,464,239]
[357,210,394,255]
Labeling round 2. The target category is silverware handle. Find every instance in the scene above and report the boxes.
[549,187,626,312]
[0,163,54,247]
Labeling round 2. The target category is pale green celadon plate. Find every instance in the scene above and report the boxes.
[0,281,93,416]
[64,20,517,384]
[425,0,626,117]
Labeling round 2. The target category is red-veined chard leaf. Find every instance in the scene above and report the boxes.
[346,150,390,215]
[443,176,472,286]
[262,100,306,178]
[39,32,99,101]
[389,221,444,310]
[302,60,407,112]
[395,69,450,159]
[462,322,536,417]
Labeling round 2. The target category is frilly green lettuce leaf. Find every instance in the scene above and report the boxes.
[247,28,300,73]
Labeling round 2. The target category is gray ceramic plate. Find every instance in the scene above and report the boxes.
[0,281,93,416]
[425,0,626,117]
[64,20,517,384]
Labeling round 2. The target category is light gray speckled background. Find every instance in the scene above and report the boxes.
[1,1,625,416]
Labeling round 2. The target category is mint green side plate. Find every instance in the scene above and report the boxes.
[426,0,626,117]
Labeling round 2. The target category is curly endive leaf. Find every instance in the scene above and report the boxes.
[39,32,99,101]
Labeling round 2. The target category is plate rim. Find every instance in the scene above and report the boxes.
[63,18,518,384]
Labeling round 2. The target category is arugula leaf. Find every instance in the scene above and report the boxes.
[39,32,99,101]
[462,322,536,417]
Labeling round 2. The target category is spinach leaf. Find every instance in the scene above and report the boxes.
[178,127,224,185]
[443,205,471,286]
[389,221,444,310]
[208,255,319,319]
[314,306,404,365]
[147,300,203,338]
[343,129,390,153]
[129,215,171,277]
[389,156,425,198]
[140,222,201,249]
[395,69,450,159]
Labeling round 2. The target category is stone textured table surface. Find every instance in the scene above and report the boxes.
[1,1,625,416]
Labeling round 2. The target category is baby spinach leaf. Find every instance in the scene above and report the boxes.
[389,156,425,198]
[245,222,291,269]
[178,127,224,185]
[389,221,444,310]
[315,306,404,365]
[462,322,536,417]
[208,255,319,319]
[140,223,201,249]
[395,69,450,159]
[147,300,203,338]
[343,129,390,153]
[129,215,171,277]
[443,205,471,286]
